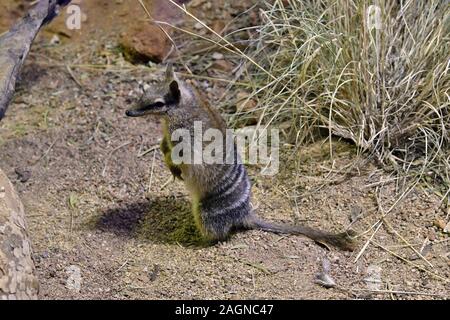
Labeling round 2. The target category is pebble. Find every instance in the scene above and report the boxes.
[433,218,446,230]
[50,34,61,46]
[212,52,224,60]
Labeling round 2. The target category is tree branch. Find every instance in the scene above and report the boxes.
[0,0,71,120]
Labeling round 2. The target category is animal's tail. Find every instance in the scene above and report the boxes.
[245,215,357,251]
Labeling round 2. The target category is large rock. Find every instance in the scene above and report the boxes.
[0,168,38,300]
[119,23,172,64]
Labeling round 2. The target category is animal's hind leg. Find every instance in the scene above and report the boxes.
[199,211,235,242]
[191,199,233,242]
[160,135,183,180]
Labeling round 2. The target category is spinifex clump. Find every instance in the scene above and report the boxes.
[243,0,449,193]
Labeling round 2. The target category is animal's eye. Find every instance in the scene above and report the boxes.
[152,101,165,108]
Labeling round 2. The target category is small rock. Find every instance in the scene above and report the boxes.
[314,258,336,288]
[212,20,226,34]
[149,264,160,282]
[350,205,362,222]
[211,59,233,72]
[315,273,336,288]
[50,34,61,45]
[15,168,31,183]
[236,92,257,112]
[428,228,436,241]
[194,22,203,30]
[411,242,432,260]
[212,52,224,60]
[433,218,446,230]
[444,221,450,233]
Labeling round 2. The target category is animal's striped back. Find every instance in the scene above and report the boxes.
[197,150,252,240]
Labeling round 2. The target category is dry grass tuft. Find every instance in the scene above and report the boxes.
[237,0,449,196]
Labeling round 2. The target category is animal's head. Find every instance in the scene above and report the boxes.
[126,64,194,118]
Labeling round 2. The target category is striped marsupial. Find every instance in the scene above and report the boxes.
[126,64,357,250]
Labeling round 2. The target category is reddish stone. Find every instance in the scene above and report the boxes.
[120,24,172,64]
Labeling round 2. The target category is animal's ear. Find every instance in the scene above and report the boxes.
[165,63,175,82]
[168,79,181,102]
[165,63,180,102]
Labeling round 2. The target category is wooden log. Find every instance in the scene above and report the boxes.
[0,0,71,299]
[0,168,38,300]
[0,0,71,120]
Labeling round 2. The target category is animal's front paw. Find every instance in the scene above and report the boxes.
[168,165,183,180]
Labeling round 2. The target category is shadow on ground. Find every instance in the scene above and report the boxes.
[96,195,209,247]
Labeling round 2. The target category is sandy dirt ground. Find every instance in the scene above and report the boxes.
[0,0,448,299]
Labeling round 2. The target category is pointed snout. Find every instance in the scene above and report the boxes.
[125,100,166,118]
[125,102,151,117]
[125,108,145,117]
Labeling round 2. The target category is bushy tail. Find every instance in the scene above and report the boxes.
[245,215,357,251]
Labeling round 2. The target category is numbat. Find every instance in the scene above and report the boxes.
[126,64,356,251]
